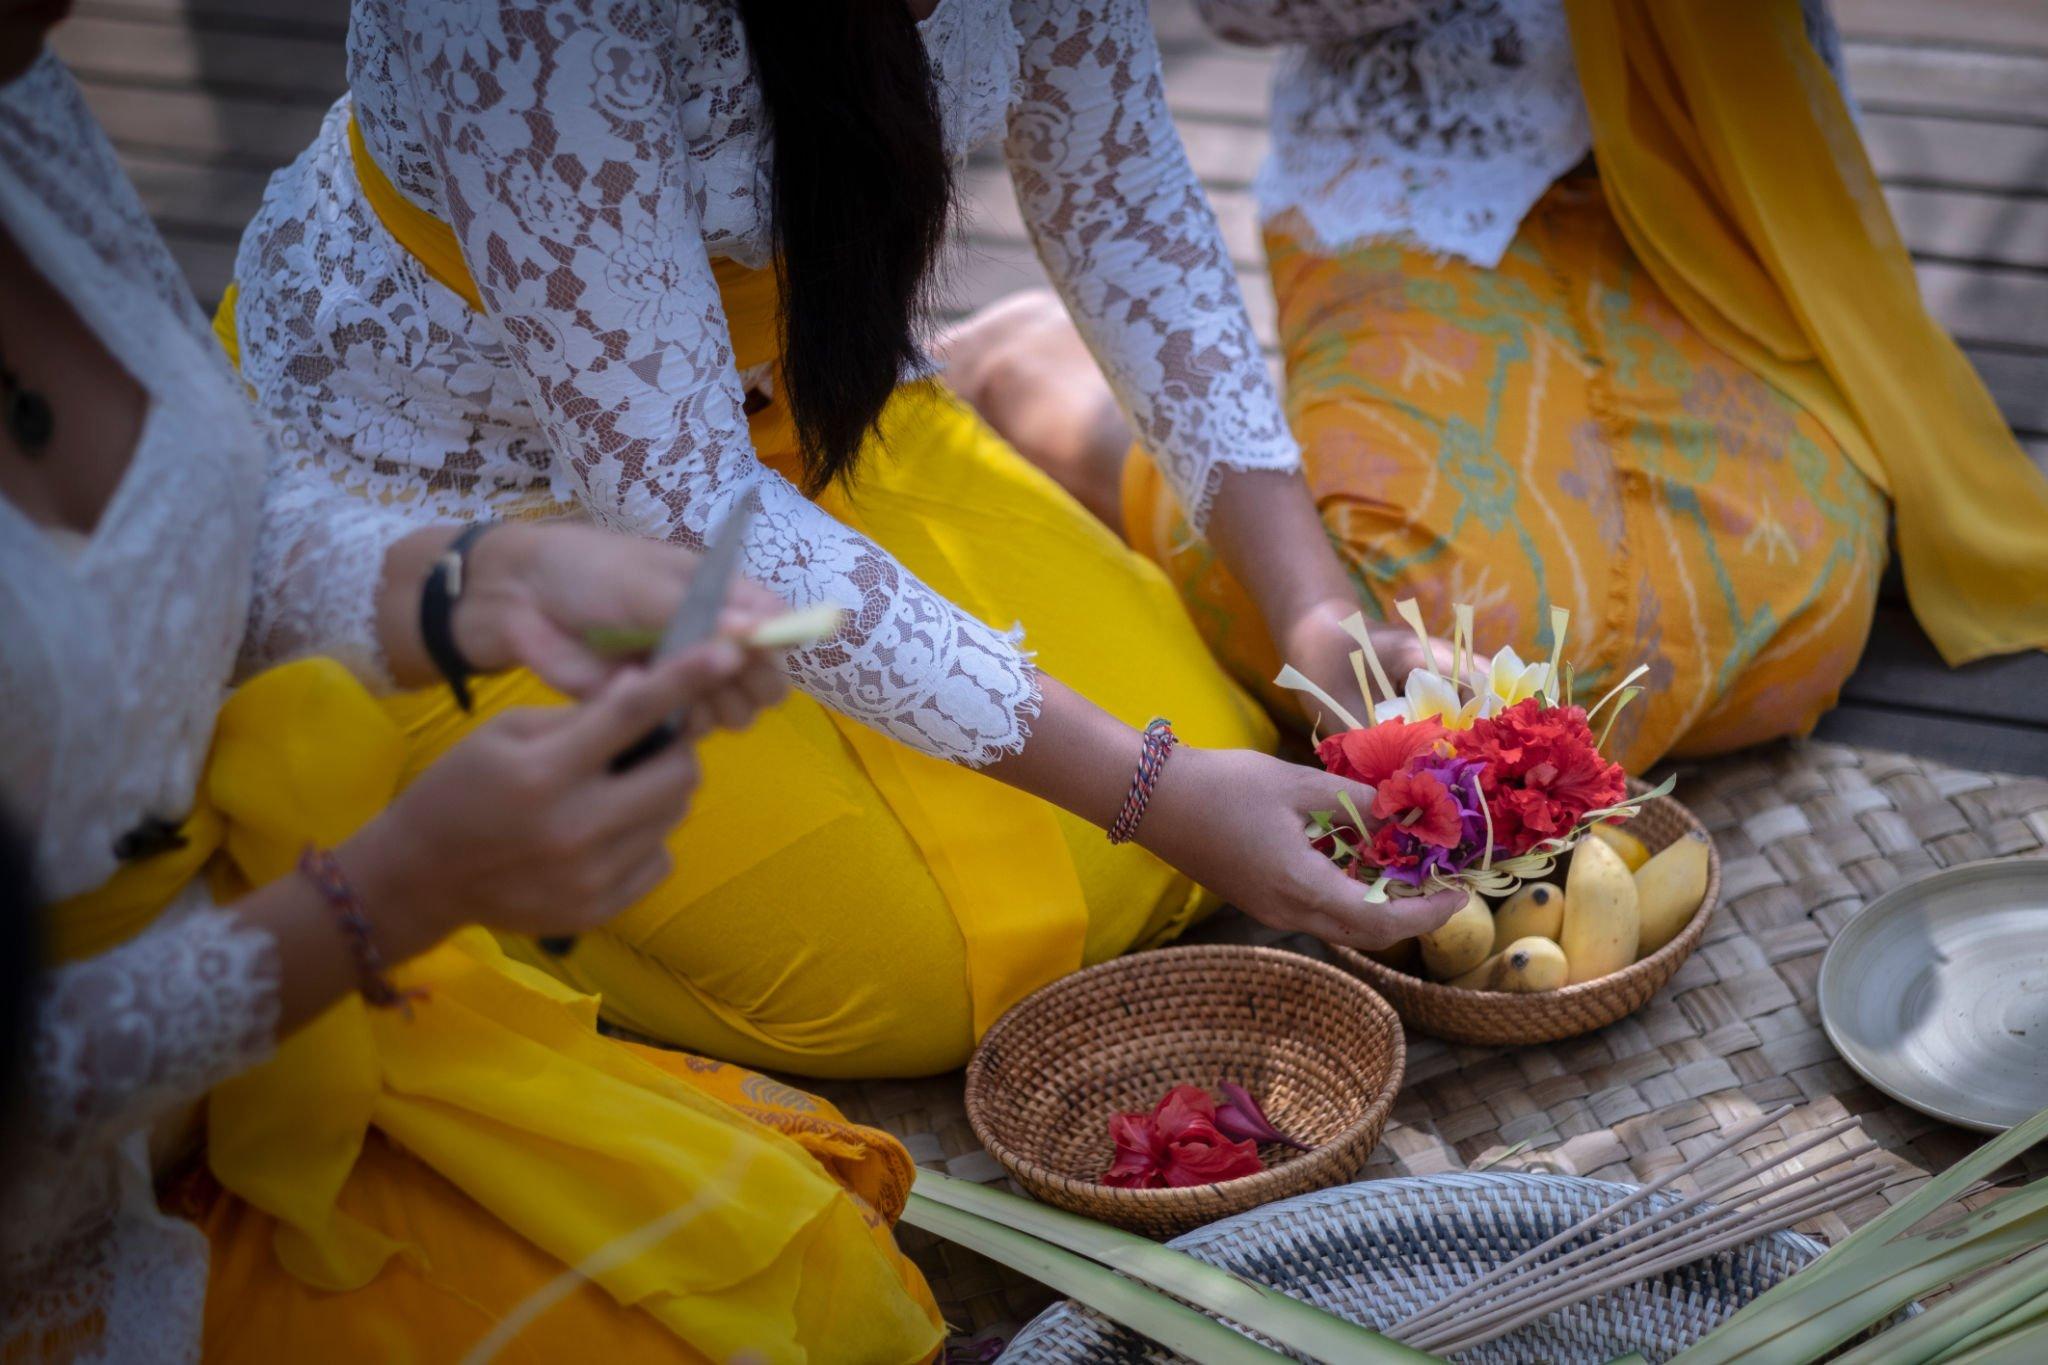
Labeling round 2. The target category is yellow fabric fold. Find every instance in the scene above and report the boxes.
[1564,0,2048,665]
[341,108,1091,1037]
[51,659,940,1364]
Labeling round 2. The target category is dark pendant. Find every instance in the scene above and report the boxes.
[4,386,53,455]
[114,815,190,862]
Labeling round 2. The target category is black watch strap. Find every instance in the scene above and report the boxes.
[419,521,496,712]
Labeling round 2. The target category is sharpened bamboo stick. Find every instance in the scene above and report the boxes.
[1407,1158,1883,1353]
[1404,1138,1880,1350]
[1425,1166,1891,1357]
[1387,1105,1795,1338]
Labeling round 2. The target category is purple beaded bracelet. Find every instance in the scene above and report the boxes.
[1108,718,1178,845]
[299,847,425,1015]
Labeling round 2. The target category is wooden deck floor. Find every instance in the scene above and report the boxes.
[47,0,2048,774]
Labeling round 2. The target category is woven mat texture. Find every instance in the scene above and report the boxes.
[805,740,2048,1345]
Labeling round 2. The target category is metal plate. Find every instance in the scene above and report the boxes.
[1819,859,2048,1132]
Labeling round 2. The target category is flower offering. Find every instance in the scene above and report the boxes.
[1279,601,1672,903]
[1102,1083,1307,1189]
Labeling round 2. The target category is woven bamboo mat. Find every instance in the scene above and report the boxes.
[806,740,2048,1348]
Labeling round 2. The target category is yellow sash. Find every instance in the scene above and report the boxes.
[51,660,938,1362]
[1564,0,2048,666]
[331,113,1086,1034]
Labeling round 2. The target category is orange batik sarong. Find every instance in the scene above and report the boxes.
[1126,177,1889,773]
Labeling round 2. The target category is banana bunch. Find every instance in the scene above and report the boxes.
[1376,823,1711,993]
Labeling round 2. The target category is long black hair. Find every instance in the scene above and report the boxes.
[734,0,955,491]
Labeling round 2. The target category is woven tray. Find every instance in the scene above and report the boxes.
[1000,1171,1823,1364]
[965,945,1404,1238]
[1335,791,1721,1046]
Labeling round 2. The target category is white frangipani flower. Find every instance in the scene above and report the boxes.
[1478,645,1553,717]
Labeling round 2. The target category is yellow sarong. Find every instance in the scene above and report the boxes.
[209,113,1268,1077]
[1564,0,2048,665]
[51,661,941,1364]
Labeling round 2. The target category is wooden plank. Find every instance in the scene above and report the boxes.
[1170,116,1272,193]
[1834,0,2048,55]
[1885,185,2048,271]
[1916,260,2048,350]
[1842,605,2048,726]
[1812,702,2048,778]
[1862,111,2048,193]
[1965,345,2048,435]
[70,78,329,169]
[1846,42,2048,123]
[164,233,237,309]
[74,0,348,36]
[51,14,344,103]
[1159,49,1275,125]
[119,152,276,237]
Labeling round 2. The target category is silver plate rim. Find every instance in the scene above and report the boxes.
[1818,857,2048,1134]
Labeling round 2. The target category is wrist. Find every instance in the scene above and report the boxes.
[449,522,537,675]
[335,815,460,964]
[1132,743,1208,860]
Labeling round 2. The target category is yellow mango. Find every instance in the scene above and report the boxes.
[1561,836,1639,984]
[1634,829,1711,958]
[1494,881,1564,942]
[1448,936,1569,993]
[1591,822,1652,872]
[1420,890,1496,980]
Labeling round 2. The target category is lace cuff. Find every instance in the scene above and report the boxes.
[238,445,430,687]
[32,904,281,1158]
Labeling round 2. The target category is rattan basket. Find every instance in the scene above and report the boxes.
[964,945,1404,1238]
[1334,788,1720,1046]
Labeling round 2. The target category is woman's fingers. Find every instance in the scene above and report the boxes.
[1308,773,1382,829]
[549,644,742,767]
[581,740,701,838]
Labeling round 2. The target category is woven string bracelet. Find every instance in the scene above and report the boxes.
[299,847,426,1015]
[1107,718,1178,845]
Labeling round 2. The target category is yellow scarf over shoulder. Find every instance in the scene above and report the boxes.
[51,661,939,1364]
[1564,0,2048,665]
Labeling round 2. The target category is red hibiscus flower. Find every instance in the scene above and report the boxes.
[1101,1085,1264,1189]
[1451,699,1626,855]
[1369,768,1465,847]
[1317,716,1446,787]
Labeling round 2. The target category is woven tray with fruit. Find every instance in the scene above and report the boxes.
[1278,602,1718,1044]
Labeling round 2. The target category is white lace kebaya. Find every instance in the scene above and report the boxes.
[0,56,309,1364]
[231,0,1302,768]
[1194,0,1847,268]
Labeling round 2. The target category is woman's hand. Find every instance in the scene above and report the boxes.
[1278,597,1458,732]
[342,650,735,947]
[1136,746,1467,950]
[440,521,789,728]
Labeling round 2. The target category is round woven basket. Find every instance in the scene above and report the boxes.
[1001,1172,1825,1365]
[964,945,1403,1239]
[1333,788,1720,1046]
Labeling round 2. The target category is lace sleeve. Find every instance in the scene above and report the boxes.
[391,0,1037,765]
[1192,0,1432,45]
[1008,0,1300,530]
[237,441,433,686]
[31,907,280,1158]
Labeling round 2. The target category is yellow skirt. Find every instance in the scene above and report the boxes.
[171,1047,940,1364]
[389,382,1275,1079]
[1125,178,1888,772]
